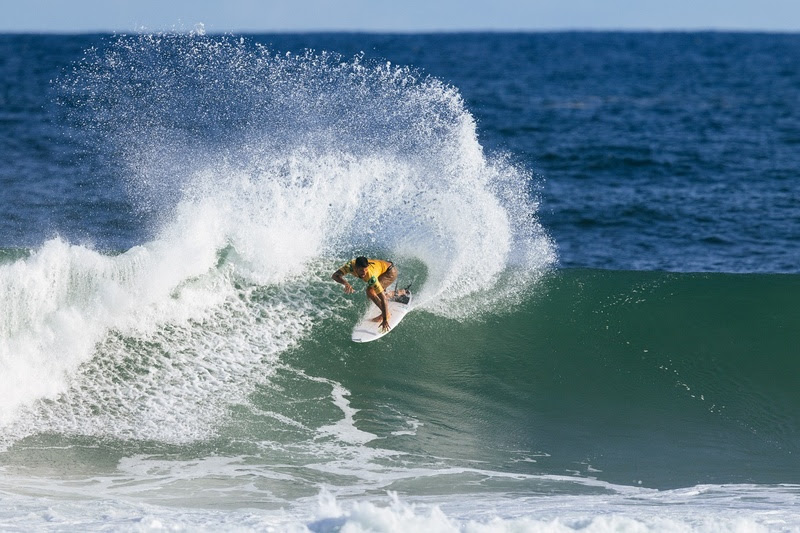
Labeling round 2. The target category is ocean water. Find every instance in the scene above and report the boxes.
[0,30,799,531]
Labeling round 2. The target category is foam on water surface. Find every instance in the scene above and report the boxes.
[1,32,554,446]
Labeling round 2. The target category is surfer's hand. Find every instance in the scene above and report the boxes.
[379,320,391,333]
[344,283,354,294]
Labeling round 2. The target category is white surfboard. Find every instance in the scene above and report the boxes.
[351,292,413,343]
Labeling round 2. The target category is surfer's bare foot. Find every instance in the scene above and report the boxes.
[371,313,391,323]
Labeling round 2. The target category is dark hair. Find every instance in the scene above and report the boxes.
[355,256,369,268]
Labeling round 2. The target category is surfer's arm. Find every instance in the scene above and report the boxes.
[368,287,391,332]
[377,295,391,332]
[332,270,354,294]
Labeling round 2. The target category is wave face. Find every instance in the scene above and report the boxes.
[250,269,798,493]
[369,269,799,489]
[1,267,797,531]
[0,32,554,442]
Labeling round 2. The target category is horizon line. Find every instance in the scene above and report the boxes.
[2,27,800,36]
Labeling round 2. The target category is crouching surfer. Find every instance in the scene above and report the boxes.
[332,256,398,333]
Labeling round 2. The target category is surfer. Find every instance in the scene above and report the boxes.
[332,257,398,332]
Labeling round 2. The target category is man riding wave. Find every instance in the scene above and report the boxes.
[332,256,398,332]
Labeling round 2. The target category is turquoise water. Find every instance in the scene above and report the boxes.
[1,265,798,530]
[279,269,800,491]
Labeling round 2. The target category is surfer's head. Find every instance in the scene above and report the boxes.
[354,256,369,277]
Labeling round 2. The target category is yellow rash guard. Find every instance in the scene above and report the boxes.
[338,259,393,295]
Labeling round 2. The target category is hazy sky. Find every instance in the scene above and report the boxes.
[2,0,800,33]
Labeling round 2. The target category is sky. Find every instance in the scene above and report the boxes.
[2,0,800,33]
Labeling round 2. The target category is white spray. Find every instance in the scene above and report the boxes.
[0,32,555,444]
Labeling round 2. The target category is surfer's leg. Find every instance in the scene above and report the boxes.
[378,266,398,299]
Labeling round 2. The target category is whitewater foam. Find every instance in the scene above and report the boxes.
[1,32,554,446]
[1,477,796,532]
[63,31,555,308]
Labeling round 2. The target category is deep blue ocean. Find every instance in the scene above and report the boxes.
[0,31,798,531]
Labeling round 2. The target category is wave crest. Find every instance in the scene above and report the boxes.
[0,32,555,442]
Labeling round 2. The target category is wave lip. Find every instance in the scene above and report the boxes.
[1,32,554,443]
